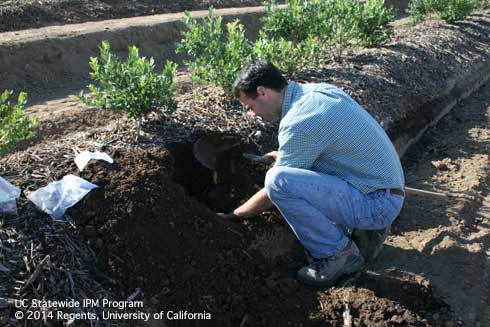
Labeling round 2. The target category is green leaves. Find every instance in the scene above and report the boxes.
[408,0,477,24]
[177,8,252,95]
[408,0,434,24]
[261,0,396,61]
[177,4,332,92]
[356,0,396,48]
[478,0,490,9]
[262,0,328,43]
[80,40,177,120]
[177,1,398,92]
[252,32,327,74]
[438,0,477,22]
[0,90,37,157]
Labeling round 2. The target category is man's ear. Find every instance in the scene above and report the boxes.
[256,86,267,97]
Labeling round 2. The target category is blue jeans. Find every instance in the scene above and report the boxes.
[264,166,404,259]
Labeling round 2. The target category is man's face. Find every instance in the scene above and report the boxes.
[237,88,280,122]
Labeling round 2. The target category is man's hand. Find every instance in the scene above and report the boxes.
[263,150,279,161]
[216,212,242,223]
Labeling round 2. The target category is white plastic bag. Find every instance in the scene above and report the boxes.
[75,151,114,172]
[27,175,98,220]
[0,176,21,215]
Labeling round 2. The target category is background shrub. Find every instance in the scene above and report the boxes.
[261,0,334,42]
[177,8,253,95]
[438,0,477,22]
[0,90,37,156]
[178,0,398,90]
[252,32,327,74]
[408,0,438,24]
[356,0,396,47]
[262,0,395,60]
[478,0,490,9]
[80,41,177,140]
[408,0,477,24]
[329,0,364,59]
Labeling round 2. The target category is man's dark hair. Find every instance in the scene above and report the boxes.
[233,60,287,99]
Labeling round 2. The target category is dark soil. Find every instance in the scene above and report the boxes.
[0,0,270,33]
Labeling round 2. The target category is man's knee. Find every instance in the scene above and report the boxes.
[264,166,290,199]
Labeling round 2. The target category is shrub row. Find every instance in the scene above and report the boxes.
[178,1,395,96]
[178,0,484,96]
[262,0,395,48]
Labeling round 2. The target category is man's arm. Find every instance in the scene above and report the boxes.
[232,188,274,218]
[218,152,277,221]
[231,151,278,218]
[263,150,278,161]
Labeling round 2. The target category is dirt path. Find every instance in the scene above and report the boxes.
[0,0,269,32]
[373,81,490,326]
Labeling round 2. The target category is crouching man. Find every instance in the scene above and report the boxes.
[219,60,405,286]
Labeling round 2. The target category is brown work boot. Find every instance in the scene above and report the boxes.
[351,226,391,263]
[296,240,365,287]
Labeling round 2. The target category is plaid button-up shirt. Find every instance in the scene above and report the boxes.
[275,82,404,194]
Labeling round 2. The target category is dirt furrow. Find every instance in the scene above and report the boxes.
[373,81,490,326]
